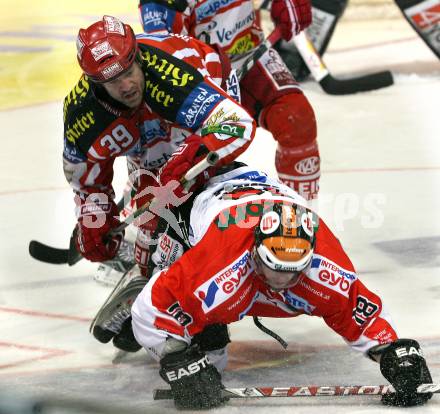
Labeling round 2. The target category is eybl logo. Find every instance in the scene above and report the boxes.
[194,251,252,313]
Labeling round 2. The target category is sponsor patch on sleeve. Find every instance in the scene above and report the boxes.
[194,250,253,313]
[307,255,357,297]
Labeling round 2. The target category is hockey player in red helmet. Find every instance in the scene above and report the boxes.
[63,16,256,281]
[77,16,139,83]
[126,165,434,410]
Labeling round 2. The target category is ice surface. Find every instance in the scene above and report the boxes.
[0,2,439,413]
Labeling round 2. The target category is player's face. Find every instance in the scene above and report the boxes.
[102,62,144,108]
[254,253,303,292]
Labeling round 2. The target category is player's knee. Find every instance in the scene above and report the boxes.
[260,93,317,148]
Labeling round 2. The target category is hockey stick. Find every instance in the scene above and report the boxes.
[153,383,440,400]
[28,152,219,266]
[292,30,394,95]
[28,197,127,266]
[28,32,281,266]
[236,27,282,79]
[259,1,394,94]
[395,0,440,60]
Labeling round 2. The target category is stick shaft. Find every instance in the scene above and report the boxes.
[236,27,282,80]
[113,152,219,233]
[153,383,440,400]
[292,31,329,82]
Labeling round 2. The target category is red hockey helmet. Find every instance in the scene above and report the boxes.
[76,16,138,82]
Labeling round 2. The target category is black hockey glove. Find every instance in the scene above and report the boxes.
[191,324,230,351]
[159,345,227,410]
[379,339,433,406]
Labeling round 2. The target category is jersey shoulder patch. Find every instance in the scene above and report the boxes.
[63,76,117,155]
[138,42,204,121]
[305,255,357,298]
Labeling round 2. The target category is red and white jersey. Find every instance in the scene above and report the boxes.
[132,167,398,355]
[63,32,256,209]
[139,0,265,59]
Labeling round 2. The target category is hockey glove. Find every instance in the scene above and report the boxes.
[271,0,312,41]
[159,345,227,410]
[157,135,214,199]
[192,324,231,352]
[379,339,433,406]
[75,200,124,262]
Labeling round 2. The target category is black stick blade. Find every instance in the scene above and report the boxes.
[320,71,394,95]
[29,240,69,264]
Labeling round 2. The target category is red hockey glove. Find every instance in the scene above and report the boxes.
[158,135,215,198]
[271,0,312,41]
[75,200,124,262]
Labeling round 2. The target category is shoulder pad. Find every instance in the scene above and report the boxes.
[138,43,204,122]
[63,76,117,154]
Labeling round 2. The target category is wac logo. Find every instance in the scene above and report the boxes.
[294,156,320,175]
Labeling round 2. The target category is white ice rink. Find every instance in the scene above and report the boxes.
[0,5,439,414]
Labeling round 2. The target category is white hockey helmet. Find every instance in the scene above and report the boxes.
[254,203,317,289]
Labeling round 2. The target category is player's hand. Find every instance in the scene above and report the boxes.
[75,200,123,262]
[158,135,214,198]
[379,339,433,406]
[271,0,312,41]
[159,345,227,409]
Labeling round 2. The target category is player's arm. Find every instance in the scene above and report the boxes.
[138,0,189,35]
[144,35,256,194]
[310,217,433,407]
[321,273,433,407]
[63,96,123,262]
[131,224,244,410]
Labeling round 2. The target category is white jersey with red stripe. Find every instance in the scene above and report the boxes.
[131,167,398,357]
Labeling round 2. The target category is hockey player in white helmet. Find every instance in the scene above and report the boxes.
[125,164,433,409]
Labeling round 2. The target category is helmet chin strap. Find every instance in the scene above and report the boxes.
[253,317,288,349]
[250,249,290,349]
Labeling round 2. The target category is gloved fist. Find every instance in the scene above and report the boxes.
[159,345,227,410]
[379,339,433,407]
[75,200,123,262]
[271,0,312,41]
[158,135,214,199]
